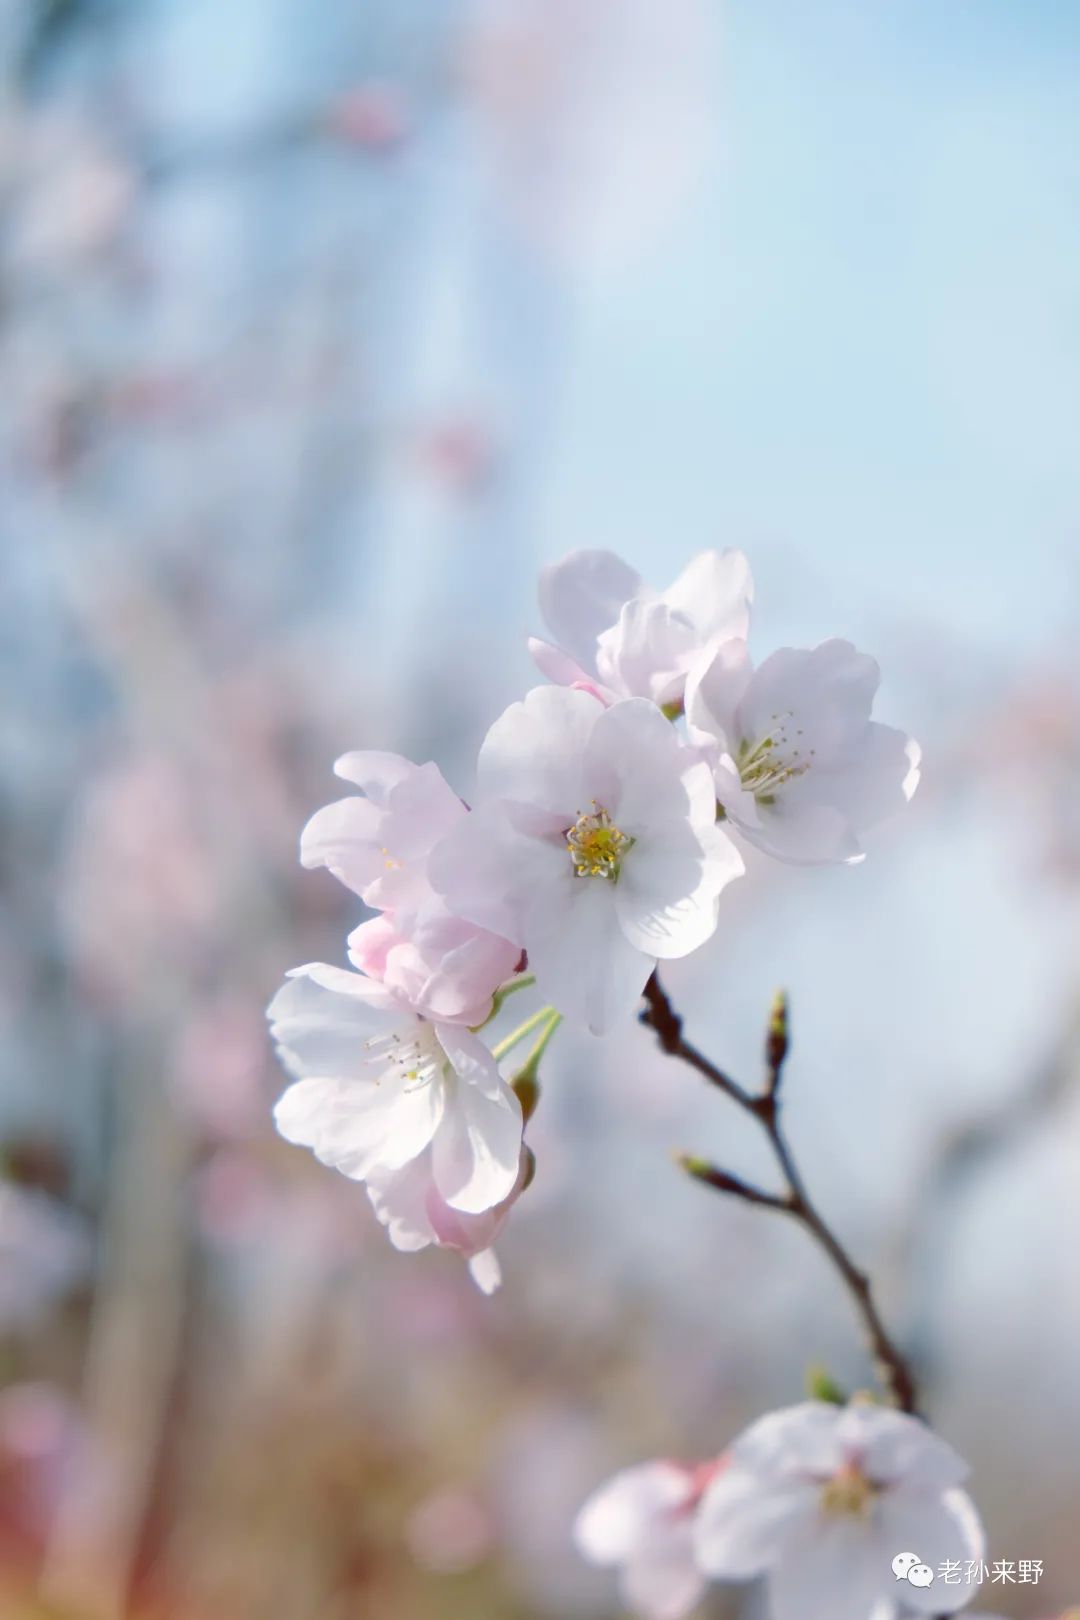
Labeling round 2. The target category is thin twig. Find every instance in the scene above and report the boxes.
[640,971,919,1416]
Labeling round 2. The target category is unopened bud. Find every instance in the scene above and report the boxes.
[766,990,789,1076]
[519,1146,537,1193]
[805,1363,846,1406]
[511,1071,541,1124]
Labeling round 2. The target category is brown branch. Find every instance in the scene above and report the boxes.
[641,971,919,1416]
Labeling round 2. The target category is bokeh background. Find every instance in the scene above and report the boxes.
[2,1,1079,1616]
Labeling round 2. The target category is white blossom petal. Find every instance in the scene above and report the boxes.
[661,548,753,645]
[527,635,595,690]
[538,548,644,674]
[477,685,602,816]
[267,965,402,1081]
[876,1487,985,1614]
[526,877,653,1035]
[299,795,384,894]
[575,1464,690,1564]
[768,1520,893,1620]
[467,1249,503,1294]
[694,1463,816,1578]
[430,1026,523,1213]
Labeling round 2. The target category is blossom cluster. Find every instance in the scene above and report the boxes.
[267,547,920,1288]
[575,1400,986,1620]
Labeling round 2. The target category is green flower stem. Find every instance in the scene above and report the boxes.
[515,1010,563,1079]
[473,973,536,1031]
[492,1004,558,1063]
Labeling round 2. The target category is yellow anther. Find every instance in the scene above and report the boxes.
[566,803,634,881]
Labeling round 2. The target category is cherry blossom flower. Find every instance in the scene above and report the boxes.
[301,751,466,911]
[575,1458,723,1620]
[366,1146,531,1294]
[529,547,753,707]
[694,1401,985,1620]
[686,638,921,865]
[347,909,520,1029]
[428,687,743,1033]
[301,751,519,1026]
[268,963,522,1215]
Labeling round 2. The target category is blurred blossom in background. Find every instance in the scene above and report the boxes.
[1,1,1079,1617]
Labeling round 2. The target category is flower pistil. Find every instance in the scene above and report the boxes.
[566,803,634,881]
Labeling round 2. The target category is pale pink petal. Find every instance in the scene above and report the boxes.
[621,1538,705,1620]
[694,1463,817,1579]
[538,548,644,673]
[332,750,415,798]
[768,1520,892,1620]
[346,915,398,980]
[428,802,566,944]
[267,966,402,1081]
[738,641,880,767]
[467,1249,502,1294]
[381,761,466,859]
[616,826,740,959]
[477,685,602,816]
[725,1402,845,1481]
[527,635,595,689]
[299,796,384,895]
[685,636,754,753]
[430,1026,522,1213]
[575,1463,689,1564]
[839,1406,969,1493]
[595,598,701,705]
[736,800,863,866]
[661,548,753,644]
[876,1488,985,1613]
[582,696,702,829]
[273,1075,442,1180]
[786,724,921,835]
[526,877,652,1035]
[365,1158,438,1252]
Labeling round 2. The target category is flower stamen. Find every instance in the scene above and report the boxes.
[737,712,814,804]
[566,802,634,881]
[819,1462,877,1519]
[362,1025,443,1090]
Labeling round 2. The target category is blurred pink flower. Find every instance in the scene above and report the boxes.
[0,1185,89,1331]
[414,417,498,495]
[193,1151,277,1248]
[576,1458,723,1620]
[462,0,711,273]
[0,1382,101,1555]
[0,111,135,273]
[325,83,411,151]
[406,1487,495,1573]
[60,754,218,1005]
[168,997,268,1141]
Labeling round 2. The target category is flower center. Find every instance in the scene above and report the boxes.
[819,1462,877,1519]
[362,1021,444,1090]
[566,802,634,881]
[736,713,814,805]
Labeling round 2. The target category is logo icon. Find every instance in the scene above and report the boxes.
[893,1551,935,1588]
